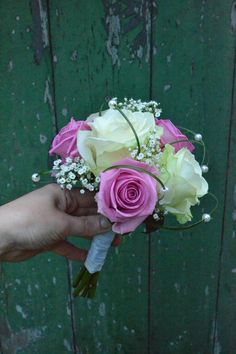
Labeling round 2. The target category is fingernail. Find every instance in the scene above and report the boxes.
[100,216,112,230]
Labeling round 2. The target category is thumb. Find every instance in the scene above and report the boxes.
[65,214,112,238]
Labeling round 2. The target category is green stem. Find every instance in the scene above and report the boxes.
[104,164,166,190]
[72,266,86,288]
[73,271,91,297]
[99,102,105,116]
[200,140,206,165]
[73,266,100,298]
[40,170,52,176]
[160,192,218,231]
[116,107,141,154]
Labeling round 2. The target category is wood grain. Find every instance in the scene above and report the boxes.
[48,1,152,352]
[0,1,74,353]
[0,1,235,353]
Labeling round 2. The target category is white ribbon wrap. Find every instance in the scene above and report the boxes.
[84,231,115,274]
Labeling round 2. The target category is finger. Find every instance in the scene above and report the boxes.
[51,240,88,261]
[65,214,112,238]
[66,189,97,209]
[112,234,122,247]
[70,207,98,217]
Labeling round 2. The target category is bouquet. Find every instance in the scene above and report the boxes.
[32,98,217,298]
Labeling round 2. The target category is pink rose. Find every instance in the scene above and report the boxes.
[96,158,158,234]
[49,118,90,159]
[156,119,194,152]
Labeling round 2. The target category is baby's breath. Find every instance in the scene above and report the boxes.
[129,127,163,169]
[52,157,100,191]
[108,97,162,117]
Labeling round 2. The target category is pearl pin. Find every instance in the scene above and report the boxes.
[194,133,202,141]
[108,98,117,109]
[201,165,209,174]
[160,186,169,194]
[202,213,211,223]
[31,173,40,183]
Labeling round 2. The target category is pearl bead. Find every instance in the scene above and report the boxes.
[194,133,202,141]
[159,187,169,199]
[108,98,117,109]
[202,213,211,223]
[160,186,169,194]
[201,165,209,173]
[31,173,40,183]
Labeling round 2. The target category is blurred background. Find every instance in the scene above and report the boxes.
[0,1,235,353]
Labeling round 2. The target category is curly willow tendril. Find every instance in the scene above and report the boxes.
[177,126,206,165]
[116,107,141,155]
[103,164,166,190]
[160,192,218,231]
[39,170,51,176]
[99,102,105,117]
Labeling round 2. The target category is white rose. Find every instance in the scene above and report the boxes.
[159,144,208,223]
[77,108,158,175]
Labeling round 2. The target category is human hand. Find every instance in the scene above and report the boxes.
[0,184,117,262]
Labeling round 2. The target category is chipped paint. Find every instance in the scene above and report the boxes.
[231,2,236,31]
[27,284,32,296]
[66,305,71,316]
[164,84,172,92]
[31,0,49,64]
[44,78,54,112]
[232,185,236,221]
[70,50,79,61]
[137,45,144,59]
[145,2,151,63]
[199,0,206,29]
[99,302,106,317]
[105,8,121,66]
[174,282,180,293]
[63,339,72,351]
[62,108,68,117]
[0,318,41,353]
[39,134,47,144]
[38,0,49,47]
[212,320,222,354]
[8,60,13,72]
[16,305,27,319]
[104,1,155,65]
[167,54,173,63]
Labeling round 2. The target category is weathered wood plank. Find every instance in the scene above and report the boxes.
[0,1,235,353]
[150,1,235,353]
[0,1,74,353]
[49,0,152,352]
[213,4,236,350]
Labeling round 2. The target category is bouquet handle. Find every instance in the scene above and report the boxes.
[73,231,115,298]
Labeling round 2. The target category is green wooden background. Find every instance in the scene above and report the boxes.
[0,1,235,353]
